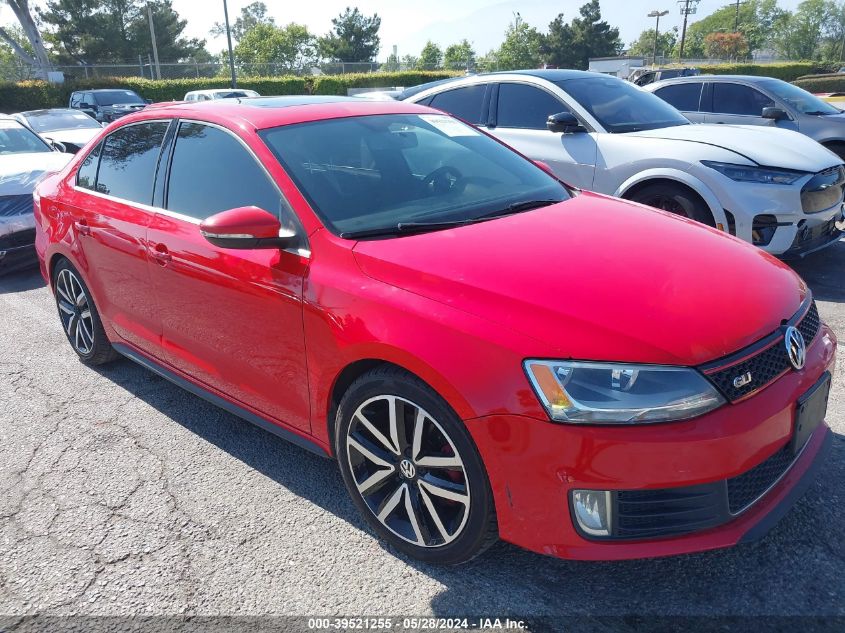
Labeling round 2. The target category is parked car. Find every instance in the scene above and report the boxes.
[184,89,260,102]
[628,66,699,86]
[646,75,845,159]
[0,116,71,274]
[35,97,835,564]
[13,108,102,154]
[404,70,845,257]
[69,89,148,123]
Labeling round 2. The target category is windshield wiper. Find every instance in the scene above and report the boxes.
[339,199,563,240]
[805,110,835,115]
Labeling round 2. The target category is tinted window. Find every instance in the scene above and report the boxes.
[260,113,568,236]
[555,76,690,133]
[428,85,486,124]
[96,122,168,204]
[497,83,568,129]
[93,90,145,106]
[166,122,282,220]
[76,141,102,190]
[655,83,703,112]
[70,92,82,107]
[711,83,774,116]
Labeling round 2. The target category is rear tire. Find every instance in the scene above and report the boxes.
[335,366,498,565]
[53,259,118,366]
[627,182,715,227]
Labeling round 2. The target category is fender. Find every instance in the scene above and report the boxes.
[614,168,729,231]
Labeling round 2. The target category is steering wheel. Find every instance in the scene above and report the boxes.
[422,165,463,195]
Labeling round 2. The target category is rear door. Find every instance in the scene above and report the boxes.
[652,81,706,122]
[703,81,775,126]
[489,82,597,189]
[65,120,171,353]
[146,120,311,432]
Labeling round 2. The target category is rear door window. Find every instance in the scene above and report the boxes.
[654,83,703,112]
[428,85,487,124]
[95,121,169,204]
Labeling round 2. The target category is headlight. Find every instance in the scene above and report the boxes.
[702,161,807,185]
[523,360,724,424]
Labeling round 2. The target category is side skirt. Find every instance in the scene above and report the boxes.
[112,343,331,459]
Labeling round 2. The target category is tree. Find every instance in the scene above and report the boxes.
[39,0,209,63]
[0,24,38,79]
[704,31,750,59]
[541,1,622,70]
[318,7,380,62]
[769,0,838,60]
[628,27,678,60]
[443,39,475,70]
[210,1,274,41]
[234,22,318,74]
[675,0,787,58]
[417,40,442,69]
[495,13,543,70]
[1,0,52,78]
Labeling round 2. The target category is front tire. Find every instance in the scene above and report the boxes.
[335,366,498,564]
[628,182,715,226]
[53,259,118,366]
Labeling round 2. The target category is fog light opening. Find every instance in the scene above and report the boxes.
[572,490,612,537]
[751,214,778,246]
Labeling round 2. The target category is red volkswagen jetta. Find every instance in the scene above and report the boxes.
[34,97,835,564]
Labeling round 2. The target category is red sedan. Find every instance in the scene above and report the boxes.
[33,97,836,564]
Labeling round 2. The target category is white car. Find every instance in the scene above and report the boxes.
[0,116,71,273]
[404,70,845,257]
[184,88,260,102]
[13,108,102,154]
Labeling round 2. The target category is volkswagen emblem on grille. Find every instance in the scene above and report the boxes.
[784,326,806,370]
[399,459,416,479]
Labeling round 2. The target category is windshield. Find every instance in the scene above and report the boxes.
[759,79,840,115]
[213,90,257,99]
[0,119,51,154]
[260,113,568,237]
[94,90,144,106]
[556,76,690,133]
[23,110,101,132]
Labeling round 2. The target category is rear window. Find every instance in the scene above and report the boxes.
[94,90,144,106]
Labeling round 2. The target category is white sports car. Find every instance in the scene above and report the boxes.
[403,70,845,257]
[0,116,71,274]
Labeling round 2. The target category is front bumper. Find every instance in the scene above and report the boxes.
[465,324,836,560]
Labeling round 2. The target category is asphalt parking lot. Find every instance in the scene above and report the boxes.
[1,243,844,625]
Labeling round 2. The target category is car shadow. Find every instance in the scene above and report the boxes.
[93,356,845,619]
[788,239,845,303]
[0,267,45,294]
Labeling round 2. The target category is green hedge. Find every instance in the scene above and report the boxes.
[0,70,461,112]
[698,61,839,82]
[793,75,845,93]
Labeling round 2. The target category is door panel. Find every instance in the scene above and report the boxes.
[147,121,311,432]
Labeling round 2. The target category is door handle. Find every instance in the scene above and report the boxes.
[74,219,91,236]
[151,243,172,266]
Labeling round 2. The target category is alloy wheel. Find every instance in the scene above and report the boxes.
[345,395,471,548]
[55,268,95,355]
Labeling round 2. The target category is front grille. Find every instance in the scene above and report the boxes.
[615,485,726,539]
[801,165,845,214]
[727,446,794,514]
[0,194,33,217]
[701,299,820,402]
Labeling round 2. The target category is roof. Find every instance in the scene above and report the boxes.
[653,74,782,84]
[499,69,598,82]
[114,95,433,130]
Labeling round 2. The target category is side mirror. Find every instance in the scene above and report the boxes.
[762,107,789,121]
[547,111,585,134]
[80,102,96,110]
[47,138,67,153]
[200,206,296,250]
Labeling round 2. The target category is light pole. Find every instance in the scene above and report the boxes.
[677,0,700,61]
[222,0,237,88]
[648,10,669,66]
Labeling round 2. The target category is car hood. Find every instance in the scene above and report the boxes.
[44,127,100,146]
[627,124,841,172]
[352,192,806,365]
[0,152,72,195]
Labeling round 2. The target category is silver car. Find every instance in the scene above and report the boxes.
[646,75,845,159]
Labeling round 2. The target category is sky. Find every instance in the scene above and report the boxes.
[0,0,809,61]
